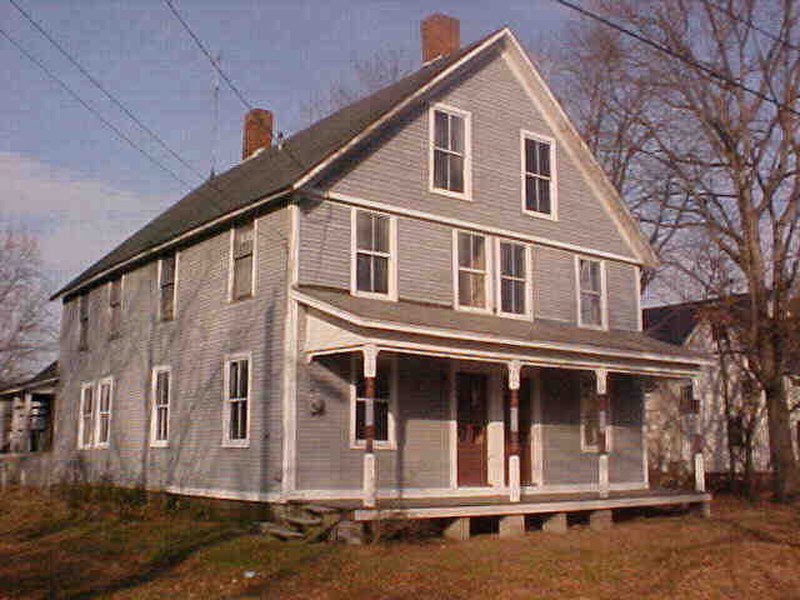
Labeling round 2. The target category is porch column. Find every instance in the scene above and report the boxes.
[362,345,379,508]
[508,361,521,503]
[691,377,705,493]
[596,369,610,499]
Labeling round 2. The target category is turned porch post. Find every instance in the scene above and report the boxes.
[596,368,610,498]
[691,377,705,493]
[362,345,379,508]
[508,361,522,503]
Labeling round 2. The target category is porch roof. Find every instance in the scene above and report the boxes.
[295,286,710,377]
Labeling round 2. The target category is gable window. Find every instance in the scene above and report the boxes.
[231,221,255,300]
[455,231,489,310]
[159,254,176,321]
[223,355,250,446]
[497,240,529,316]
[522,132,555,218]
[352,210,395,299]
[577,257,606,328]
[351,358,396,449]
[151,367,171,447]
[78,294,89,350]
[109,277,122,337]
[430,105,470,198]
[78,383,94,449]
[96,378,113,447]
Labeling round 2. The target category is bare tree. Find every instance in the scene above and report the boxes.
[0,230,56,387]
[544,0,800,498]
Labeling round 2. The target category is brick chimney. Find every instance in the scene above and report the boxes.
[421,14,460,63]
[242,108,273,160]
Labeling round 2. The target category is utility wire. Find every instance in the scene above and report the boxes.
[0,27,192,188]
[710,0,800,52]
[552,0,800,117]
[7,0,206,183]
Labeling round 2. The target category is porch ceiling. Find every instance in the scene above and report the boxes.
[296,286,708,378]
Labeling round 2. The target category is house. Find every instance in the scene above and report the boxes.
[4,15,710,534]
[643,298,800,486]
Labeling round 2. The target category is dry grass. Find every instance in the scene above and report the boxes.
[0,488,798,599]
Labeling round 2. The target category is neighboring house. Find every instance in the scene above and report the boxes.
[643,299,800,483]
[4,15,709,525]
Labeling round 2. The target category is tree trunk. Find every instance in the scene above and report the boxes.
[764,379,800,500]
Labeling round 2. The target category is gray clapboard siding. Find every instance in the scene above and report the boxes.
[55,206,288,495]
[398,219,453,307]
[329,52,635,260]
[606,261,639,332]
[298,200,351,290]
[534,246,576,324]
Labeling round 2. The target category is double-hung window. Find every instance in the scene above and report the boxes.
[78,384,94,449]
[498,241,529,316]
[151,367,171,447]
[232,222,255,300]
[577,257,605,328]
[78,294,89,350]
[352,358,395,449]
[96,378,113,447]
[353,210,395,298]
[456,231,489,310]
[224,355,250,446]
[109,277,122,337]
[522,132,555,217]
[159,254,176,321]
[431,105,470,198]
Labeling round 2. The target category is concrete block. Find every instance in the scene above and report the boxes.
[444,517,470,541]
[542,512,567,534]
[589,509,613,531]
[499,514,525,538]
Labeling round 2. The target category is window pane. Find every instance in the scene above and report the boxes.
[459,272,485,307]
[525,138,537,174]
[161,256,175,286]
[457,233,471,268]
[470,235,485,270]
[161,283,174,320]
[449,115,464,153]
[501,243,524,278]
[234,255,253,298]
[84,389,93,414]
[356,211,373,251]
[580,260,600,292]
[433,149,449,189]
[230,401,240,439]
[538,178,551,214]
[538,141,551,177]
[373,214,389,253]
[100,385,110,411]
[449,154,464,193]
[234,222,254,258]
[356,254,371,292]
[434,111,449,148]
[581,292,601,326]
[525,175,537,212]
[373,256,389,294]
[238,360,249,398]
[229,362,239,399]
[501,279,514,313]
[375,401,389,441]
[513,280,525,314]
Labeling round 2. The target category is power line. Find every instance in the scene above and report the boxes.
[552,0,800,117]
[0,27,192,188]
[7,0,207,183]
[710,0,800,52]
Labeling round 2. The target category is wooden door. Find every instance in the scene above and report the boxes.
[457,373,488,487]
[505,378,532,486]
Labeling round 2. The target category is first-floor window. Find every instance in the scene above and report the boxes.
[578,258,604,328]
[151,368,171,445]
[353,360,393,447]
[456,231,488,309]
[224,356,250,445]
[498,241,528,315]
[79,384,94,449]
[96,378,113,446]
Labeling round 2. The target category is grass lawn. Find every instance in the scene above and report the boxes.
[1,488,798,599]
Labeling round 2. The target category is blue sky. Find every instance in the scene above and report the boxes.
[1,0,570,288]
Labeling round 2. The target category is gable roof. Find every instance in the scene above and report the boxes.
[0,361,58,398]
[642,296,753,346]
[53,26,657,300]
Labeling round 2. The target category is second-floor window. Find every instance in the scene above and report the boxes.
[498,241,528,316]
[456,231,488,310]
[353,210,394,298]
[78,294,89,350]
[109,278,122,336]
[151,367,171,446]
[577,258,605,328]
[159,254,176,321]
[431,106,470,197]
[523,133,554,217]
[232,222,255,300]
[224,356,250,445]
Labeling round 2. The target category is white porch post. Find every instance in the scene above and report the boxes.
[691,377,705,493]
[596,369,610,499]
[507,361,521,503]
[362,345,379,508]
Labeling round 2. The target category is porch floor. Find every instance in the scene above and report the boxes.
[328,488,712,521]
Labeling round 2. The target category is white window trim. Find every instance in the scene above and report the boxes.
[222,352,253,448]
[452,229,493,314]
[494,238,534,321]
[78,381,95,450]
[94,376,114,449]
[428,103,472,201]
[575,255,608,330]
[150,365,171,448]
[228,219,258,302]
[349,354,398,451]
[350,208,398,301]
[520,129,558,221]
[157,253,179,322]
[579,383,613,454]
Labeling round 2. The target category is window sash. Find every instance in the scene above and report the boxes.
[524,138,552,215]
[232,223,254,299]
[159,256,176,320]
[154,371,170,442]
[457,233,487,308]
[433,110,466,193]
[97,382,112,444]
[226,359,250,442]
[579,259,603,326]
[499,242,527,315]
[354,211,392,295]
[80,387,94,448]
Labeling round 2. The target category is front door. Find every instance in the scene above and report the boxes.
[457,373,489,487]
[505,378,532,486]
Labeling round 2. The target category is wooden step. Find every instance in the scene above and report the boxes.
[301,504,339,515]
[258,522,305,540]
[284,515,323,528]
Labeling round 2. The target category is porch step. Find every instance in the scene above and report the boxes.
[258,522,305,540]
[284,515,323,528]
[301,504,339,516]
